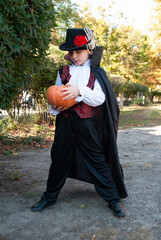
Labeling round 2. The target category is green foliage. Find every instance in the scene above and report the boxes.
[0,0,56,110]
[77,5,153,87]
[132,98,149,106]
[1,0,159,115]
[0,117,18,134]
[119,105,161,128]
[80,204,88,209]
[107,26,150,82]
[3,151,12,155]
[109,74,148,98]
[109,74,126,95]
[28,44,68,114]
[0,114,55,155]
[132,83,149,95]
[8,171,24,181]
[52,0,79,44]
[123,82,136,99]
[0,119,5,135]
[23,192,36,197]
[30,45,67,94]
[150,110,161,118]
[152,90,161,97]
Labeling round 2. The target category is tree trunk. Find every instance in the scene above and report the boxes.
[137,91,140,100]
[120,93,124,109]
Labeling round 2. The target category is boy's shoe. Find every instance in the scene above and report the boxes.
[109,202,125,218]
[31,198,56,212]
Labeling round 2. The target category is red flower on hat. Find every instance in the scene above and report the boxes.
[74,35,87,47]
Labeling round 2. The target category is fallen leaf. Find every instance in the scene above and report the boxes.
[144,163,152,167]
[80,204,88,209]
[152,225,159,228]
[91,234,96,240]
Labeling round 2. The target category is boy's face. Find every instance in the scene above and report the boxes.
[68,50,90,66]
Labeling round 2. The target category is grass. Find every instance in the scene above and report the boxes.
[8,170,25,181]
[23,192,36,197]
[0,104,161,154]
[0,135,47,155]
[0,118,55,155]
[80,227,152,240]
[119,104,161,129]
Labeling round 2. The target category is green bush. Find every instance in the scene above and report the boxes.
[123,100,132,106]
[0,0,56,110]
[0,117,18,134]
[132,98,149,106]
[152,91,161,97]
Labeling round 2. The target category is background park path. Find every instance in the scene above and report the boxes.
[0,125,161,240]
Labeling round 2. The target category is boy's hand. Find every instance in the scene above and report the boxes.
[53,105,68,111]
[60,84,80,100]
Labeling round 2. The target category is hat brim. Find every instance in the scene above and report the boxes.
[59,43,87,51]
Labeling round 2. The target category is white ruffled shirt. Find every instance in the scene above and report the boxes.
[49,59,105,115]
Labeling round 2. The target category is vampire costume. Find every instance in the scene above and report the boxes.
[31,28,127,217]
[64,46,127,199]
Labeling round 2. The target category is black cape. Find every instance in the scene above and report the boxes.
[67,47,128,198]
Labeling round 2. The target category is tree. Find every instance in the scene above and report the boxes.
[106,25,151,84]
[51,0,80,45]
[0,0,56,111]
[143,0,161,89]
[74,4,151,85]
[109,74,126,95]
[150,0,161,55]
[29,45,67,113]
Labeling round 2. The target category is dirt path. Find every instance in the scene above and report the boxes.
[0,126,161,240]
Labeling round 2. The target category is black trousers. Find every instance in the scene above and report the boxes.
[43,111,120,205]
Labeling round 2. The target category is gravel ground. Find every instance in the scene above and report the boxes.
[0,126,161,240]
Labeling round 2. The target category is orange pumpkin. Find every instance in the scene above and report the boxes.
[46,85,75,108]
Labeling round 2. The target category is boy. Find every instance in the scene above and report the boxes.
[31,27,127,218]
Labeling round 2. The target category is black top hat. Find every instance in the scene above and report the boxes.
[59,28,88,51]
